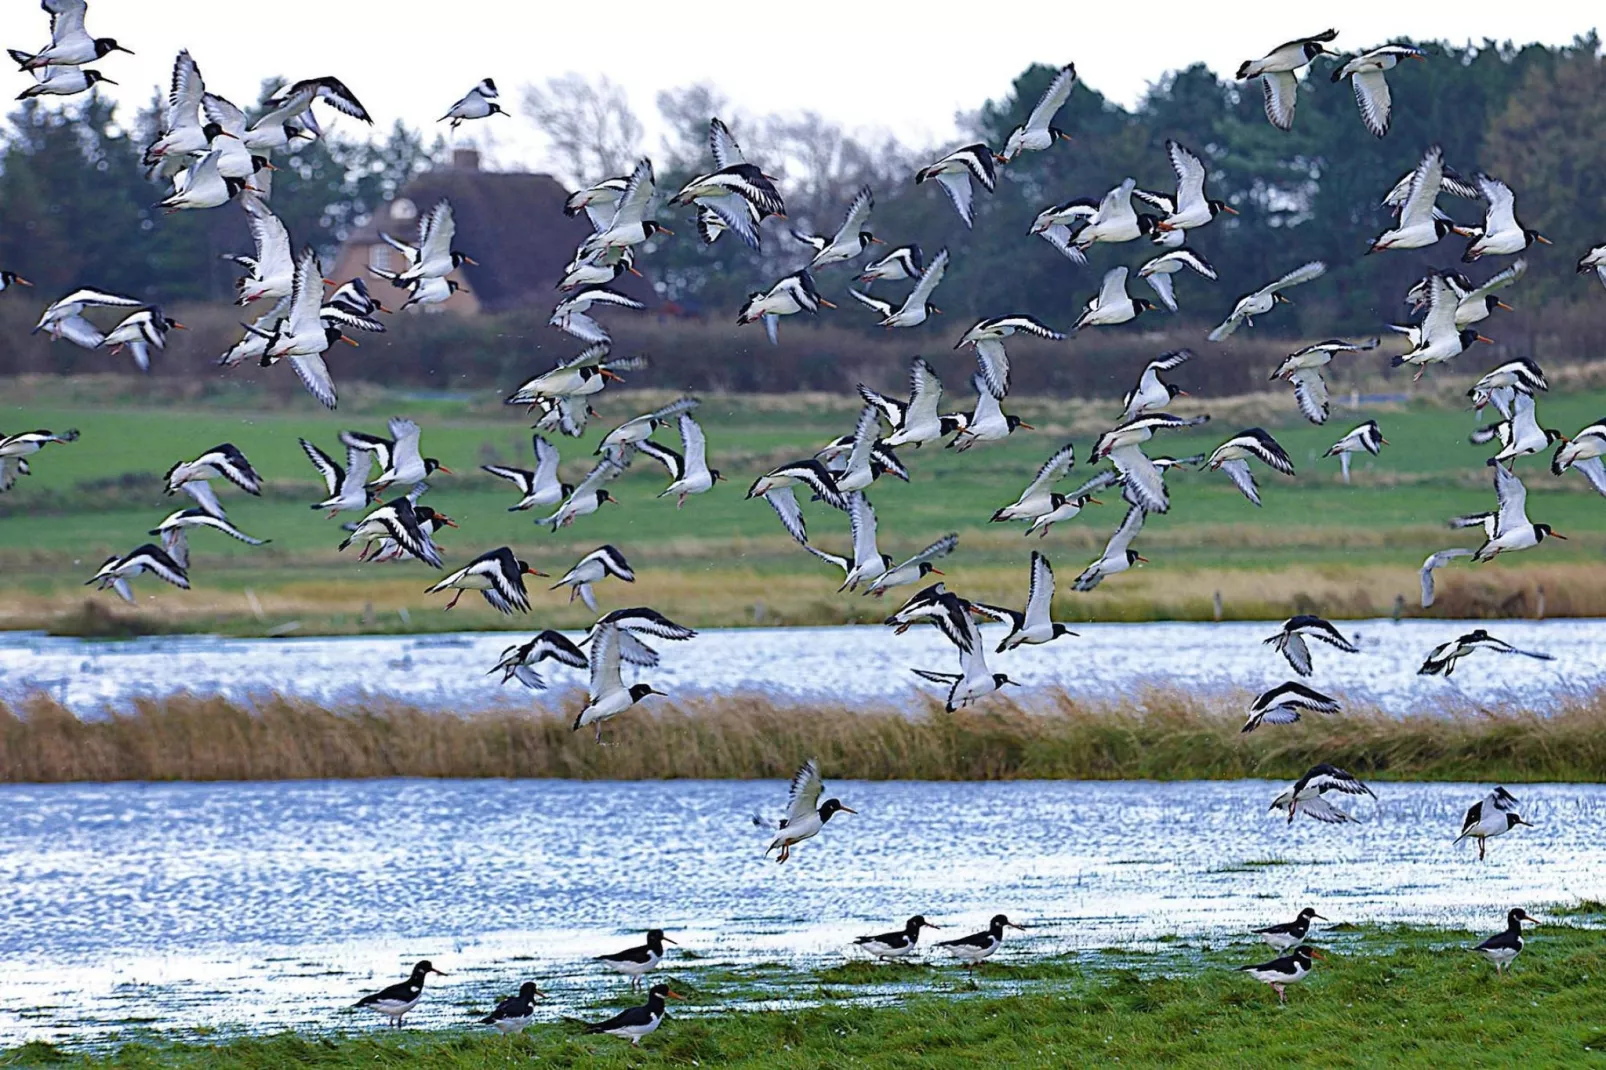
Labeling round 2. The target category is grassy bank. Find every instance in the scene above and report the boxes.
[5,920,1603,1067]
[5,375,1606,635]
[6,685,1606,783]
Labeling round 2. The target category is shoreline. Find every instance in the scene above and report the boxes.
[5,916,1602,1067]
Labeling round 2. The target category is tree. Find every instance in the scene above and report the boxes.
[521,74,643,186]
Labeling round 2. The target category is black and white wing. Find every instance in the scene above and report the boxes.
[1022,551,1056,630]
[903,248,949,311]
[709,117,746,169]
[783,758,824,825]
[762,486,809,545]
[299,438,342,496]
[1218,458,1262,506]
[1491,463,1529,540]
[1019,443,1078,502]
[1167,140,1208,216]
[1261,71,1299,131]
[1024,64,1077,135]
[1289,368,1329,424]
[1478,175,1519,240]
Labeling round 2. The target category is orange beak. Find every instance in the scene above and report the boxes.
[339,335,359,347]
[628,265,644,277]
[11,276,32,286]
[1134,555,1149,563]
[666,990,685,1000]
[927,568,945,576]
[1222,205,1239,215]
[435,464,453,474]
[171,322,188,330]
[439,516,459,528]
[1475,335,1495,345]
[601,369,623,381]
[1534,234,1552,245]
[462,255,479,265]
[1496,301,1514,311]
[1086,497,1104,506]
[818,298,837,309]
[522,565,548,576]
[1017,421,1035,430]
[1549,531,1568,539]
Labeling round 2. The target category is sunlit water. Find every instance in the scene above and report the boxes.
[1,778,1602,1044]
[1,618,1602,714]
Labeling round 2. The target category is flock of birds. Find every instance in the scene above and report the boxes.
[2,7,1593,1042]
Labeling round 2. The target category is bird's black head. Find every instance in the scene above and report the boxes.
[1047,492,1068,509]
[451,251,477,268]
[907,915,931,931]
[1125,549,1147,566]
[1134,299,1157,315]
[1535,523,1564,542]
[412,960,444,977]
[1208,199,1238,218]
[200,122,226,142]
[1005,414,1034,432]
[989,914,1024,932]
[1543,429,1566,446]
[517,981,541,999]
[1136,214,1159,235]
[709,469,725,483]
[1272,292,1293,306]
[1290,945,1320,964]
[819,797,857,822]
[1050,623,1075,639]
[916,561,943,578]
[1510,908,1538,925]
[642,221,670,240]
[0,271,27,287]
[1459,328,1490,349]
[597,489,619,506]
[1524,229,1551,248]
[94,39,134,58]
[645,928,671,946]
[1505,813,1535,831]
[992,673,1020,690]
[1466,628,1490,641]
[1297,907,1323,920]
[1302,40,1332,61]
[423,457,452,476]
[646,983,682,1003]
[322,324,350,348]
[488,103,507,118]
[1166,382,1188,399]
[223,175,252,199]
[83,70,117,88]
[629,682,665,702]
[1431,218,1454,240]
[445,280,464,295]
[250,155,273,174]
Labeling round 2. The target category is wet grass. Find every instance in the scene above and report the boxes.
[3,922,1601,1067]
[6,379,1606,635]
[7,684,1606,783]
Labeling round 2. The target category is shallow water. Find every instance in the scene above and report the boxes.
[1,617,1601,714]
[1,777,1602,1044]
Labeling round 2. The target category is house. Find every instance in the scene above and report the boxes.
[326,149,656,314]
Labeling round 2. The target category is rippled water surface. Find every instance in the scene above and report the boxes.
[2,778,1602,1043]
[2,617,1602,713]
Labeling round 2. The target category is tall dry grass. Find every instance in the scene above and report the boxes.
[3,686,1604,783]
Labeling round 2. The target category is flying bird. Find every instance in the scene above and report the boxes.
[85,544,189,604]
[1073,505,1147,591]
[1262,615,1359,676]
[762,758,855,863]
[1454,787,1535,861]
[1205,428,1296,506]
[1331,45,1426,137]
[1000,63,1076,161]
[551,545,634,611]
[1418,628,1555,677]
[1462,175,1550,261]
[1208,262,1326,341]
[440,78,506,128]
[971,552,1077,652]
[425,547,545,613]
[1241,681,1341,734]
[1270,337,1380,424]
[1074,267,1156,330]
[792,185,879,268]
[1269,763,1375,824]
[914,144,996,227]
[1325,420,1387,482]
[1235,29,1339,130]
[1136,248,1217,312]
[848,248,948,329]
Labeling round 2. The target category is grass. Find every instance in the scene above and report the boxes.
[5,373,1606,635]
[3,921,1603,1067]
[8,684,1606,783]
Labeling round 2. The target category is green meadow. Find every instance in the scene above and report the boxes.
[4,377,1605,634]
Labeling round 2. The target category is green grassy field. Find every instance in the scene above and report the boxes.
[5,917,1602,1068]
[4,375,1606,634]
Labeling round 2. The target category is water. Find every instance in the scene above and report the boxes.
[1,778,1602,1044]
[1,617,1602,714]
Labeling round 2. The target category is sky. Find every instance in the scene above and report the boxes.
[9,1,1601,173]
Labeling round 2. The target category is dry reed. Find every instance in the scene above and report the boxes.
[3,685,1604,784]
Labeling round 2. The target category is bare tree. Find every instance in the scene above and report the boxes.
[521,74,643,186]
[655,83,729,172]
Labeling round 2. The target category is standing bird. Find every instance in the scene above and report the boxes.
[353,961,445,1029]
[552,545,634,611]
[999,63,1076,161]
[1418,629,1554,677]
[1235,29,1338,130]
[165,443,261,497]
[1472,909,1538,976]
[1119,350,1192,421]
[580,983,681,1046]
[1137,248,1217,312]
[793,185,879,269]
[1074,267,1157,330]
[848,248,948,329]
[1370,146,1452,252]
[1073,505,1147,591]
[1252,908,1326,952]
[85,544,189,604]
[1325,420,1388,483]
[1270,338,1380,424]
[1241,681,1341,734]
[1237,947,1323,1004]
[479,981,543,1034]
[1331,45,1426,137]
[1462,175,1550,262]
[572,620,667,743]
[1205,428,1296,507]
[636,413,720,507]
[1269,763,1376,824]
[855,915,943,962]
[440,78,506,128]
[934,914,1026,971]
[1454,787,1536,861]
[1208,262,1326,341]
[597,929,678,989]
[1149,140,1236,232]
[425,547,544,613]
[859,244,924,288]
[972,552,1076,652]
[914,144,996,227]
[1262,616,1359,676]
[763,758,855,863]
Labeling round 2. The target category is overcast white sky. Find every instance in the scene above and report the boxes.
[14,1,1601,171]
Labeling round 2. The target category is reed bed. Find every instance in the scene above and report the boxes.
[4,685,1604,784]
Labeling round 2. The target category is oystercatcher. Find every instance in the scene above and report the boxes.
[1418,629,1554,677]
[580,983,681,1045]
[1242,681,1341,734]
[1332,45,1426,137]
[915,144,995,227]
[935,914,1025,971]
[1208,261,1325,341]
[1235,29,1338,130]
[490,630,588,691]
[999,63,1076,161]
[1137,249,1217,312]
[425,547,544,613]
[1262,616,1359,676]
[1325,421,1388,483]
[573,620,667,743]
[848,248,948,329]
[972,552,1076,653]
[1073,505,1147,591]
[1237,946,1323,1003]
[863,533,957,598]
[354,960,445,1028]
[85,544,189,604]
[1454,787,1535,861]
[479,980,543,1034]
[1206,428,1296,506]
[1270,764,1375,825]
[597,929,678,989]
[1462,175,1549,261]
[855,915,942,961]
[441,78,506,128]
[762,759,855,863]
[539,459,623,531]
[1119,351,1192,422]
[793,185,879,268]
[1271,338,1380,425]
[1472,909,1537,975]
[552,545,633,611]
[1252,907,1326,951]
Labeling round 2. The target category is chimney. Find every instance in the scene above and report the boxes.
[452,148,480,172]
